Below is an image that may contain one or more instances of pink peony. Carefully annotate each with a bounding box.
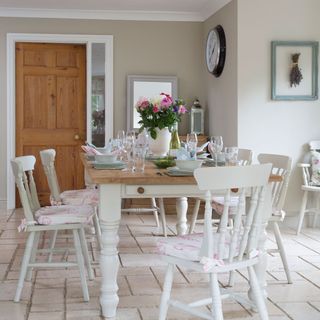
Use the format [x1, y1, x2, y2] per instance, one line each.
[153, 105, 160, 113]
[136, 97, 150, 110]
[160, 95, 173, 109]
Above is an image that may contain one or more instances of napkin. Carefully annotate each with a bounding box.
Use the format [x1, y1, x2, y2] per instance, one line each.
[81, 145, 102, 155]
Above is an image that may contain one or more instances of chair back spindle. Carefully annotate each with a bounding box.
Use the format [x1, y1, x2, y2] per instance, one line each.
[40, 149, 62, 203]
[257, 154, 292, 214]
[11, 156, 40, 222]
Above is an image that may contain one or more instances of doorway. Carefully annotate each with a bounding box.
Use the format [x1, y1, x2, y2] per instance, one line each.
[16, 42, 86, 205]
[7, 33, 114, 209]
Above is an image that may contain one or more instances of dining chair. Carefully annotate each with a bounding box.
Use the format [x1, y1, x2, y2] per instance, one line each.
[40, 149, 167, 237]
[157, 164, 272, 320]
[40, 149, 102, 250]
[257, 153, 292, 284]
[188, 148, 253, 234]
[296, 140, 320, 235]
[11, 156, 94, 302]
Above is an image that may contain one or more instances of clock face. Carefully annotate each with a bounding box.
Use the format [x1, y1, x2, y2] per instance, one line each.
[205, 25, 226, 77]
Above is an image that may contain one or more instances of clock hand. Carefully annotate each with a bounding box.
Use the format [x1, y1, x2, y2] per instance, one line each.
[209, 43, 216, 61]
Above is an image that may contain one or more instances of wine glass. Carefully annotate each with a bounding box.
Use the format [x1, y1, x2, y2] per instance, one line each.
[209, 136, 223, 166]
[186, 133, 198, 159]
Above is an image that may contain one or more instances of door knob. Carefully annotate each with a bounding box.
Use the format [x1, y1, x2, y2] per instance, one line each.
[74, 134, 80, 140]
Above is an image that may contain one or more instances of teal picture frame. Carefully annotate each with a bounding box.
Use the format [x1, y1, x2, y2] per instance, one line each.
[271, 41, 319, 101]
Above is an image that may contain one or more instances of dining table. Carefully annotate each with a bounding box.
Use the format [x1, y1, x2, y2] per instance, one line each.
[81, 154, 281, 318]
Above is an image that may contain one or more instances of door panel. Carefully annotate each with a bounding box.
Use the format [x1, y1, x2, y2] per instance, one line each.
[16, 42, 86, 206]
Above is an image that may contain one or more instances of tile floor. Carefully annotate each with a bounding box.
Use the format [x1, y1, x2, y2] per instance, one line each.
[0, 209, 320, 320]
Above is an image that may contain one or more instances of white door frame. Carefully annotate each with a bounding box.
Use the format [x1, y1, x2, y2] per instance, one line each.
[7, 33, 113, 209]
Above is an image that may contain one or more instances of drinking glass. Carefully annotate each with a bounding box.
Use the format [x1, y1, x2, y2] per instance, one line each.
[209, 136, 223, 166]
[186, 133, 198, 159]
[134, 146, 146, 173]
[225, 147, 239, 166]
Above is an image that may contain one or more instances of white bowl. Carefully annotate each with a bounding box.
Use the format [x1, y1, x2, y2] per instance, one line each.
[95, 154, 117, 164]
[175, 160, 203, 171]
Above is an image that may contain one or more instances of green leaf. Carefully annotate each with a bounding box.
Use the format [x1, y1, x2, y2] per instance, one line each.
[150, 128, 157, 139]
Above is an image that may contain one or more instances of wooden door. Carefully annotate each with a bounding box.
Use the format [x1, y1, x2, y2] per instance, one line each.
[16, 43, 86, 205]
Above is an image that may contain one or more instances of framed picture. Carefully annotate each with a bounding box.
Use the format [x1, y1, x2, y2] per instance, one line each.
[271, 41, 319, 100]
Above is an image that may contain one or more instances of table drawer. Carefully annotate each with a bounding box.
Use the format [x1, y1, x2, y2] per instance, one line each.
[122, 184, 203, 198]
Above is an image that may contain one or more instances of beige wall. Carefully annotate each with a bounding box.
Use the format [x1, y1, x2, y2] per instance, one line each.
[0, 18, 204, 206]
[203, 0, 238, 147]
[237, 0, 320, 215]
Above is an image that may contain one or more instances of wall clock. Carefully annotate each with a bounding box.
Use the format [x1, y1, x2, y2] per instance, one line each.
[205, 25, 226, 77]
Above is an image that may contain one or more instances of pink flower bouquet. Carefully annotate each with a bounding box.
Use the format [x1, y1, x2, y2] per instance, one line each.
[135, 93, 187, 139]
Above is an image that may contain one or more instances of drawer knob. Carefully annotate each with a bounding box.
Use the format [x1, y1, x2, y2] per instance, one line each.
[137, 187, 145, 194]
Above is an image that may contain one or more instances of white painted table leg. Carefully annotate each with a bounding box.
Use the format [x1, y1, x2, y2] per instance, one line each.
[99, 184, 121, 318]
[176, 197, 188, 235]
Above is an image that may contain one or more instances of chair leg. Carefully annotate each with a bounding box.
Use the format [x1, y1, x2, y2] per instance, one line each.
[159, 263, 174, 320]
[47, 230, 58, 262]
[92, 211, 102, 250]
[297, 191, 308, 235]
[248, 266, 269, 320]
[14, 231, 35, 302]
[189, 199, 201, 234]
[273, 221, 292, 284]
[79, 227, 94, 280]
[26, 231, 41, 281]
[158, 198, 167, 237]
[209, 273, 223, 320]
[73, 229, 89, 302]
[151, 198, 160, 228]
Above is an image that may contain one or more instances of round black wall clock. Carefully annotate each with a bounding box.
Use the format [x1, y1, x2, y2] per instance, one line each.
[205, 25, 226, 77]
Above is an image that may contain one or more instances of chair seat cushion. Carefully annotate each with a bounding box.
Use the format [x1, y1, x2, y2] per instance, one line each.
[60, 189, 99, 206]
[310, 151, 320, 186]
[157, 232, 234, 262]
[35, 205, 95, 225]
[211, 196, 240, 215]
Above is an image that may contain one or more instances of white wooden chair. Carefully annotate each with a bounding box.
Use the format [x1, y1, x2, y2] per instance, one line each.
[40, 149, 167, 237]
[157, 164, 272, 320]
[40, 149, 102, 249]
[257, 153, 292, 284]
[11, 156, 94, 302]
[296, 140, 320, 235]
[189, 148, 253, 234]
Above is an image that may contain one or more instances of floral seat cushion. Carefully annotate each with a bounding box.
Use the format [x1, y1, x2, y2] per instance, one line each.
[211, 196, 240, 215]
[157, 232, 235, 262]
[35, 205, 95, 225]
[59, 189, 99, 206]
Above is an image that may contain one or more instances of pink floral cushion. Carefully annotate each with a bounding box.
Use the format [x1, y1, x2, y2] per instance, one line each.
[211, 196, 240, 215]
[157, 232, 234, 262]
[35, 205, 95, 225]
[60, 189, 99, 206]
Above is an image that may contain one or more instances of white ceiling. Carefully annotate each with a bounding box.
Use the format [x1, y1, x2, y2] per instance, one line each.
[0, 0, 232, 21]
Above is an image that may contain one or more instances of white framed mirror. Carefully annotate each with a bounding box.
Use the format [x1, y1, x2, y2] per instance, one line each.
[127, 75, 178, 131]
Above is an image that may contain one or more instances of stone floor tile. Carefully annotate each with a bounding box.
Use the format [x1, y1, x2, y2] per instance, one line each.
[28, 312, 64, 320]
[66, 308, 101, 319]
[30, 303, 65, 313]
[120, 254, 166, 267]
[0, 301, 28, 320]
[277, 302, 320, 319]
[0, 281, 32, 301]
[126, 274, 161, 295]
[0, 264, 9, 280]
[32, 288, 64, 305]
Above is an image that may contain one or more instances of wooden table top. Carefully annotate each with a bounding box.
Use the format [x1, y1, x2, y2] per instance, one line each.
[81, 154, 282, 185]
